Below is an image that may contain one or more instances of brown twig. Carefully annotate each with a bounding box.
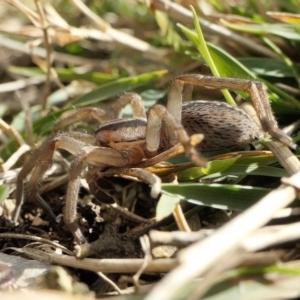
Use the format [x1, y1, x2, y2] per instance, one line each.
[23, 249, 178, 273]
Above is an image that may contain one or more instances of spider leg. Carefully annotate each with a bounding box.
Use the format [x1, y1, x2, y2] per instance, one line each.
[53, 93, 146, 133]
[65, 145, 131, 243]
[146, 104, 206, 166]
[255, 83, 293, 147]
[137, 134, 203, 169]
[102, 167, 162, 199]
[65, 132, 95, 144]
[15, 166, 57, 226]
[53, 107, 110, 133]
[111, 93, 147, 118]
[14, 135, 66, 224]
[182, 84, 193, 102]
[14, 134, 129, 243]
[65, 151, 86, 243]
[175, 74, 296, 149]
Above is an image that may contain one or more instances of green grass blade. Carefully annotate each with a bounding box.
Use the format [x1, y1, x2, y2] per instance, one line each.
[222, 20, 300, 40]
[9, 66, 116, 84]
[156, 193, 181, 221]
[178, 6, 236, 106]
[71, 70, 167, 107]
[161, 183, 270, 211]
[0, 186, 9, 205]
[203, 165, 287, 179]
[178, 155, 240, 181]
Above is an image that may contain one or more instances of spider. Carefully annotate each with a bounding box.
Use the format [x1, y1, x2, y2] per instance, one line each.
[13, 74, 295, 244]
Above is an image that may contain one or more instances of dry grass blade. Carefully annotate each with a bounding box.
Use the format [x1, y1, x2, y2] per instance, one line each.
[71, 0, 167, 59]
[0, 77, 44, 93]
[243, 222, 300, 252]
[97, 272, 124, 295]
[5, 0, 41, 27]
[1, 144, 30, 172]
[173, 203, 191, 232]
[132, 235, 152, 288]
[0, 119, 25, 147]
[0, 4, 111, 45]
[0, 35, 99, 65]
[267, 141, 300, 175]
[148, 0, 278, 58]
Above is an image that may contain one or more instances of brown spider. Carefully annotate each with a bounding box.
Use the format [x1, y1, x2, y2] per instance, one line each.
[13, 74, 295, 244]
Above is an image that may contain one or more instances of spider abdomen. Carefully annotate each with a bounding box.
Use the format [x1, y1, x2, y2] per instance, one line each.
[181, 100, 264, 152]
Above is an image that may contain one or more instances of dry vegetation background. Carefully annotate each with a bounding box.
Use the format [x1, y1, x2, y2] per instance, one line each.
[1, 0, 300, 299]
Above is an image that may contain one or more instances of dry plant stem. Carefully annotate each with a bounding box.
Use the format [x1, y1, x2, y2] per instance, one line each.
[70, 0, 109, 31]
[0, 119, 25, 147]
[0, 168, 20, 184]
[5, 1, 63, 90]
[5, 0, 39, 26]
[71, 0, 166, 59]
[133, 235, 152, 289]
[184, 250, 287, 298]
[0, 233, 73, 255]
[184, 248, 246, 300]
[187, 225, 300, 300]
[267, 141, 300, 175]
[243, 222, 300, 252]
[111, 203, 148, 223]
[0, 35, 101, 65]
[148, 0, 278, 58]
[0, 77, 44, 93]
[149, 230, 212, 247]
[150, 225, 300, 257]
[145, 171, 300, 300]
[34, 0, 52, 115]
[276, 83, 300, 96]
[105, 282, 156, 296]
[173, 204, 191, 232]
[23, 249, 177, 273]
[238, 250, 287, 267]
[97, 272, 124, 295]
[274, 207, 300, 218]
[2, 144, 30, 172]
[283, 119, 300, 136]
